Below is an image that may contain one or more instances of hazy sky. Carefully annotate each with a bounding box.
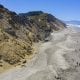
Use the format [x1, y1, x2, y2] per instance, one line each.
[0, 0, 80, 21]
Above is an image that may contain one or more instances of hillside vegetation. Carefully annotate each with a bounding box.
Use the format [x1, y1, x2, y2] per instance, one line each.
[0, 4, 66, 65]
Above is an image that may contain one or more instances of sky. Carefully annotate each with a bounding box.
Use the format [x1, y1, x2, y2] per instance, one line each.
[0, 0, 80, 21]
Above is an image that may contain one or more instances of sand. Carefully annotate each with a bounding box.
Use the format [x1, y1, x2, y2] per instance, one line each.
[0, 27, 80, 80]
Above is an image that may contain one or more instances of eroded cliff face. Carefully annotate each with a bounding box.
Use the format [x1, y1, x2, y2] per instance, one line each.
[0, 4, 66, 65]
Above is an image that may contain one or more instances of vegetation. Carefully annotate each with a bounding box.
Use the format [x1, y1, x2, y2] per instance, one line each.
[0, 4, 66, 65]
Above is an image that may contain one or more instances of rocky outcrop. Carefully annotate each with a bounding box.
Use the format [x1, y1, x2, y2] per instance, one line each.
[0, 4, 66, 65]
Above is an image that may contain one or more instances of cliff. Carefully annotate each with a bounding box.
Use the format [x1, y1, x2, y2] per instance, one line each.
[0, 4, 66, 65]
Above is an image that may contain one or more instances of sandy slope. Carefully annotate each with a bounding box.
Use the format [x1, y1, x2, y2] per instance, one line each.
[0, 27, 80, 80]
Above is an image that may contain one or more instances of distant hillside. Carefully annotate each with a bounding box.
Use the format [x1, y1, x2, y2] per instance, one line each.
[0, 4, 66, 66]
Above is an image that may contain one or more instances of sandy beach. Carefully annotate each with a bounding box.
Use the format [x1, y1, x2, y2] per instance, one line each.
[0, 27, 80, 80]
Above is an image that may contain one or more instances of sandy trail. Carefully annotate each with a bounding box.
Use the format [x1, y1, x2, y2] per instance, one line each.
[0, 27, 80, 80]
